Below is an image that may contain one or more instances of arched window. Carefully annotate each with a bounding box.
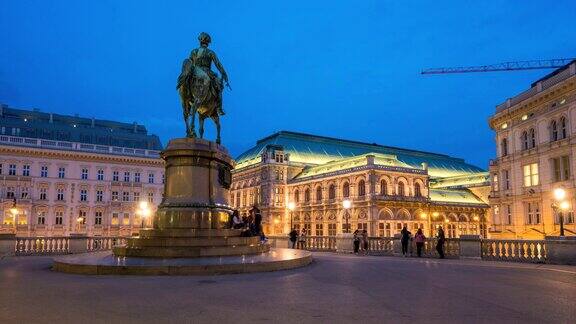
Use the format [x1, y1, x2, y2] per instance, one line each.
[560, 116, 567, 139]
[521, 131, 529, 150]
[342, 182, 350, 198]
[358, 180, 366, 196]
[529, 128, 536, 148]
[414, 183, 421, 197]
[328, 184, 336, 200]
[397, 181, 405, 196]
[500, 138, 508, 157]
[294, 190, 300, 203]
[380, 179, 387, 195]
[551, 120, 558, 141]
[316, 186, 322, 202]
[304, 188, 310, 202]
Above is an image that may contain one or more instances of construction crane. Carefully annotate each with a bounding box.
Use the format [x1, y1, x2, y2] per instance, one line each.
[421, 58, 575, 75]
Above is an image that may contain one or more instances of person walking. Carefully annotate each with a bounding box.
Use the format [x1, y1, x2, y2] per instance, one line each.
[436, 226, 446, 259]
[289, 228, 298, 249]
[414, 228, 426, 257]
[298, 228, 307, 249]
[352, 229, 360, 254]
[400, 225, 412, 257]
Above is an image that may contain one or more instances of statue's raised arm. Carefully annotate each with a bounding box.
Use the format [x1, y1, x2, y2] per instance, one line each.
[177, 32, 230, 144]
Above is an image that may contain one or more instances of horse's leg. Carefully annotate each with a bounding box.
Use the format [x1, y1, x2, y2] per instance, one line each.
[199, 115, 205, 139]
[182, 101, 191, 137]
[214, 115, 221, 144]
[189, 100, 198, 138]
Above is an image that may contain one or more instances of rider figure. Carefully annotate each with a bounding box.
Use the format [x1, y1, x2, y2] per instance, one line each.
[190, 32, 228, 116]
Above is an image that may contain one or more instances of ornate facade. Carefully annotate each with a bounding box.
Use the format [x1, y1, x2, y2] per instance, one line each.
[231, 131, 490, 238]
[489, 60, 576, 239]
[0, 105, 164, 237]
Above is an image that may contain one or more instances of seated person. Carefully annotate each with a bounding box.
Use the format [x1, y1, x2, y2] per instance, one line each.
[231, 211, 244, 229]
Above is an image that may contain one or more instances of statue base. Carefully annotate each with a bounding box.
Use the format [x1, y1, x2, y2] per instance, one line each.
[53, 138, 311, 274]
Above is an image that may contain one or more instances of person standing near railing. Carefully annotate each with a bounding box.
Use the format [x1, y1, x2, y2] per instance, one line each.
[361, 229, 369, 255]
[400, 226, 412, 257]
[436, 226, 446, 259]
[298, 228, 307, 249]
[289, 228, 298, 249]
[414, 228, 426, 257]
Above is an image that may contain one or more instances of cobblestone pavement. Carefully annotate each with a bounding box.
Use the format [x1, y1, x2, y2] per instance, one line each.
[1, 253, 575, 323]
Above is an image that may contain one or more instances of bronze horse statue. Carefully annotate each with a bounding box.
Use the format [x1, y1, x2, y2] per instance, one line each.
[177, 33, 229, 144]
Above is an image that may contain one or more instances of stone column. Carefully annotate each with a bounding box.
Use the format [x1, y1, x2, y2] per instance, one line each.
[0, 234, 16, 256]
[68, 234, 88, 254]
[336, 233, 354, 253]
[545, 236, 576, 265]
[459, 235, 481, 259]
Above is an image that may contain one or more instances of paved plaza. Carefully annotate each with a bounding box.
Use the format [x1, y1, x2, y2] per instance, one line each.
[1, 253, 575, 323]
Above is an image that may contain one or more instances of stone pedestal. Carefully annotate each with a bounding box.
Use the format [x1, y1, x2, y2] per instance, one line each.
[113, 138, 270, 258]
[545, 236, 576, 265]
[0, 234, 16, 256]
[459, 235, 481, 259]
[336, 233, 354, 253]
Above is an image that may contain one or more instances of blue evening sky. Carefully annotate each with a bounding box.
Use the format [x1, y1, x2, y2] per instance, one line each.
[1, 1, 575, 168]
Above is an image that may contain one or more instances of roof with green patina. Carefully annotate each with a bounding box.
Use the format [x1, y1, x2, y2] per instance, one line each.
[235, 131, 485, 178]
[430, 188, 488, 206]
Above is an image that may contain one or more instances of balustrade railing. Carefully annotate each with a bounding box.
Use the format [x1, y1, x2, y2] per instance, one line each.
[15, 237, 70, 255]
[303, 236, 336, 251]
[11, 236, 127, 255]
[87, 237, 127, 251]
[481, 239, 546, 263]
[367, 237, 394, 255]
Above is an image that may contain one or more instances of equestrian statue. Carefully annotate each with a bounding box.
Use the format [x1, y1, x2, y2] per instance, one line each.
[177, 32, 230, 143]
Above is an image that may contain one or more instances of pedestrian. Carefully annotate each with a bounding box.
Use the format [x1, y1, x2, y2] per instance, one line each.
[231, 210, 243, 229]
[436, 226, 446, 259]
[362, 229, 369, 254]
[400, 225, 411, 257]
[353, 229, 360, 254]
[289, 228, 298, 249]
[298, 228, 307, 249]
[414, 228, 426, 257]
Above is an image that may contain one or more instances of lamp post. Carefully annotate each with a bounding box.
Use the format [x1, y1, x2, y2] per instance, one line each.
[9, 198, 19, 233]
[552, 188, 569, 237]
[287, 201, 295, 231]
[343, 199, 351, 233]
[137, 201, 151, 230]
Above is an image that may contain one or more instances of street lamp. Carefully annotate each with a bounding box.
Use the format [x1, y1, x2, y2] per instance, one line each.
[137, 201, 151, 229]
[552, 188, 569, 237]
[287, 201, 296, 231]
[9, 198, 19, 232]
[343, 199, 351, 233]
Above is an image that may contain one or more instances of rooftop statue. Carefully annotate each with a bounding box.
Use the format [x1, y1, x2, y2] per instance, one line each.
[177, 32, 230, 143]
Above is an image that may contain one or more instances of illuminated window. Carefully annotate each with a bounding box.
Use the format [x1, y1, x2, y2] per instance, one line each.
[122, 212, 130, 225]
[492, 173, 499, 192]
[111, 213, 119, 225]
[523, 163, 539, 187]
